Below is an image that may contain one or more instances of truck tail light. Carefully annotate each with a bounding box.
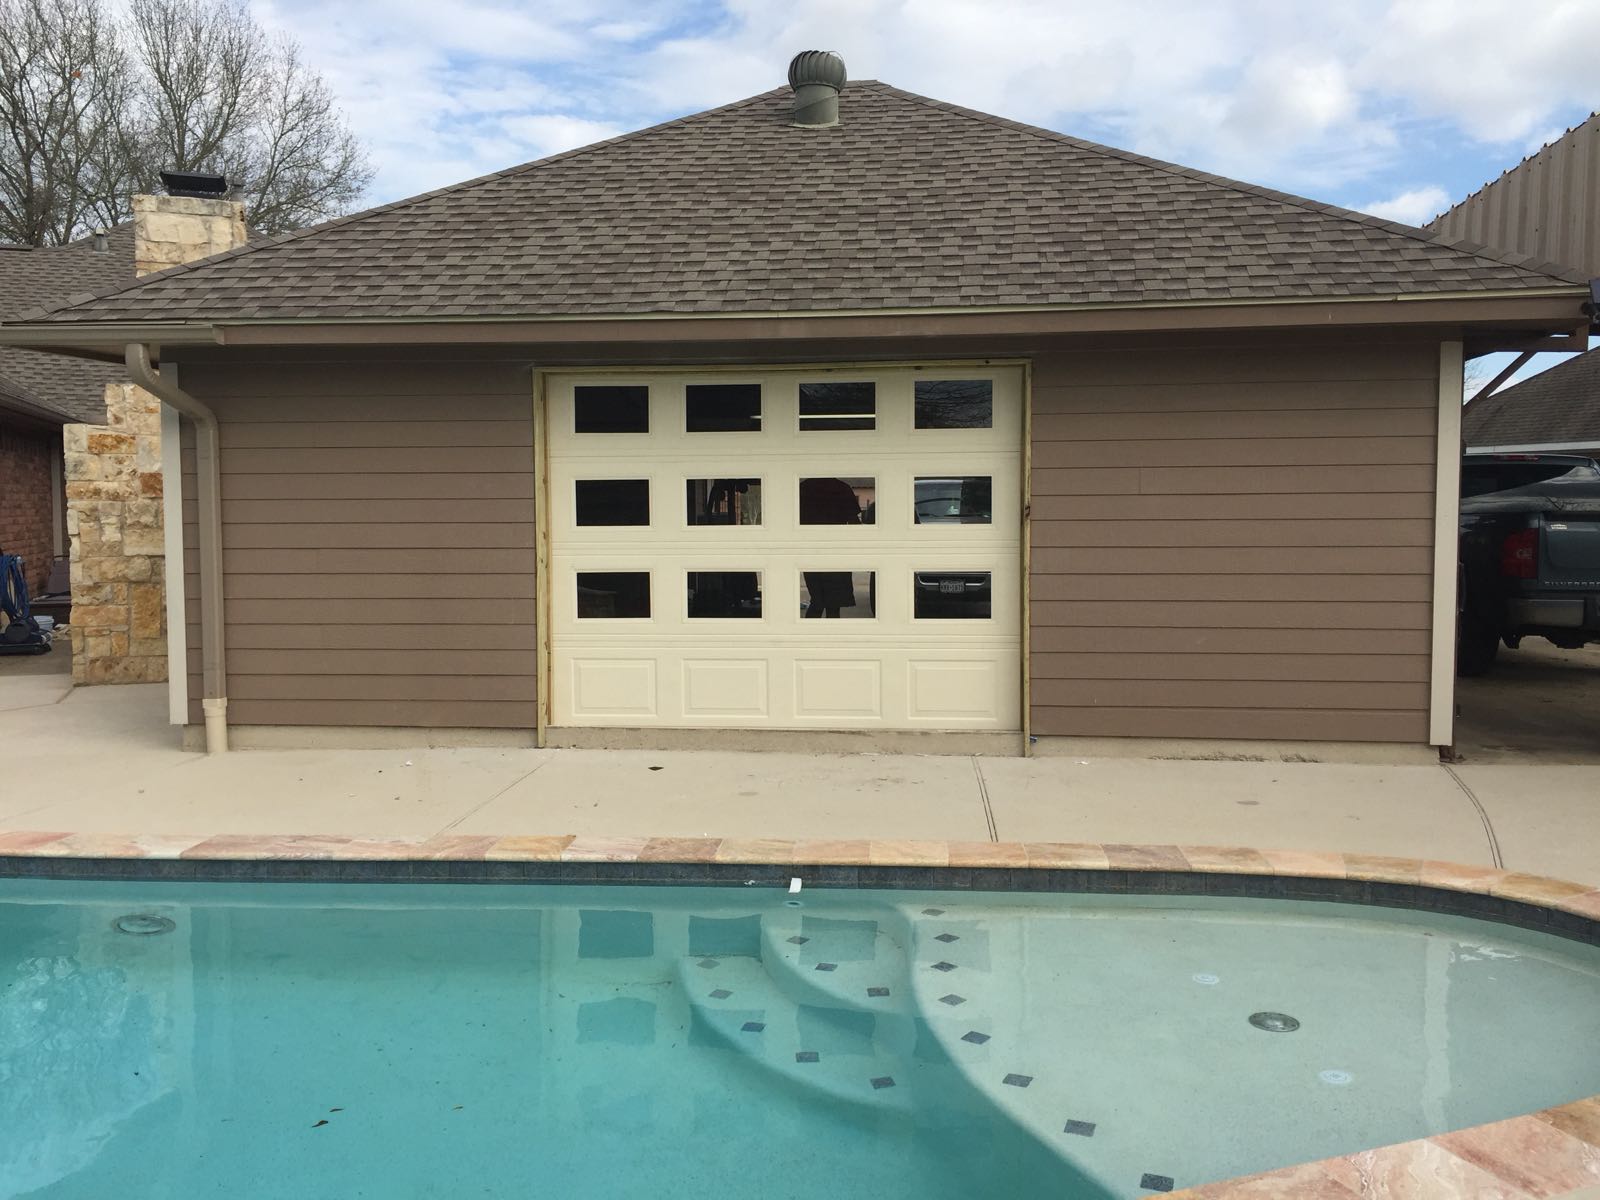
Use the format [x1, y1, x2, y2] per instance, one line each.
[1500, 528, 1537, 578]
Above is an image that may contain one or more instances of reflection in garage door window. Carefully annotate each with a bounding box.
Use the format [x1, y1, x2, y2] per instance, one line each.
[799, 381, 875, 431]
[687, 478, 762, 526]
[573, 385, 649, 433]
[576, 572, 651, 618]
[914, 379, 992, 429]
[687, 571, 762, 618]
[913, 571, 991, 619]
[686, 383, 762, 432]
[799, 476, 875, 525]
[800, 570, 875, 619]
[915, 476, 992, 524]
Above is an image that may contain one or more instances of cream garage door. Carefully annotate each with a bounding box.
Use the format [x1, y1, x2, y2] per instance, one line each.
[546, 366, 1022, 731]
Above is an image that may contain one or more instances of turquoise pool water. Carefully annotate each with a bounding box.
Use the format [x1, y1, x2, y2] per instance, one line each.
[3, 880, 1599, 1198]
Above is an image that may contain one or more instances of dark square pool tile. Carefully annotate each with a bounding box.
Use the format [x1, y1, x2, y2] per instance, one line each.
[870, 1076, 895, 1090]
[1063, 1120, 1096, 1137]
[938, 994, 965, 1006]
[922, 907, 946, 916]
[709, 989, 732, 1000]
[867, 986, 890, 997]
[795, 1051, 820, 1063]
[934, 933, 960, 943]
[740, 1021, 765, 1033]
[1139, 1174, 1174, 1193]
[786, 935, 810, 945]
[1002, 1073, 1032, 1088]
[961, 1031, 990, 1045]
[931, 961, 957, 972]
[814, 962, 838, 972]
[697, 958, 720, 969]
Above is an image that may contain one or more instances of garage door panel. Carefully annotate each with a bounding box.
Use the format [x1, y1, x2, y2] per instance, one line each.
[548, 366, 1023, 731]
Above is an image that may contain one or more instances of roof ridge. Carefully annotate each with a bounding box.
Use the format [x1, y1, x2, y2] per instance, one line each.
[11, 86, 793, 324]
[858, 82, 1591, 288]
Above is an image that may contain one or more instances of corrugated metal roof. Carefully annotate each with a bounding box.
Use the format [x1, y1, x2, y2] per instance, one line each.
[1430, 113, 1600, 280]
[5, 82, 1586, 329]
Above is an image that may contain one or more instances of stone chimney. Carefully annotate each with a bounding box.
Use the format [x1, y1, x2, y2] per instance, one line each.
[64, 173, 247, 686]
[131, 172, 247, 276]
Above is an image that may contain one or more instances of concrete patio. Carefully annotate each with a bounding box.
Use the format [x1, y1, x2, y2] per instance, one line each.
[3, 670, 1597, 887]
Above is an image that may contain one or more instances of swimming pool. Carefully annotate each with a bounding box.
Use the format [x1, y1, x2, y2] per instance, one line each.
[4, 879, 1599, 1198]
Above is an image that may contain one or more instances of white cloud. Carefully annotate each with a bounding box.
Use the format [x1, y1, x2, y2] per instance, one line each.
[1358, 185, 1453, 226]
[500, 114, 627, 159]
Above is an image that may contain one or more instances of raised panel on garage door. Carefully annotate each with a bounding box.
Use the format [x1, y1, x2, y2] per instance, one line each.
[546, 367, 1023, 731]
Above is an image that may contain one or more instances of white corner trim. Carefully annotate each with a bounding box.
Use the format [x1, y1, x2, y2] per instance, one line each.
[1430, 341, 1464, 748]
[160, 400, 188, 724]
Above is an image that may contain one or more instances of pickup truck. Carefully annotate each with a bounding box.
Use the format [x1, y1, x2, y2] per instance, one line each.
[1457, 455, 1600, 675]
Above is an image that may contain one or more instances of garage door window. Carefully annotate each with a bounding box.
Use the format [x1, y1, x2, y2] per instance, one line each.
[688, 571, 762, 618]
[687, 478, 762, 526]
[800, 476, 875, 525]
[915, 476, 992, 524]
[576, 479, 650, 526]
[799, 381, 875, 431]
[686, 383, 762, 432]
[577, 571, 651, 618]
[574, 385, 649, 433]
[914, 571, 992, 619]
[801, 570, 875, 618]
[915, 379, 992, 429]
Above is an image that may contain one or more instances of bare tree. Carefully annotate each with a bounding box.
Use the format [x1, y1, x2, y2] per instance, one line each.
[0, 0, 372, 243]
[0, 0, 127, 244]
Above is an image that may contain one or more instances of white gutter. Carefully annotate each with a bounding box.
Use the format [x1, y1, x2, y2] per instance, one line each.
[1466, 440, 1600, 454]
[125, 344, 228, 753]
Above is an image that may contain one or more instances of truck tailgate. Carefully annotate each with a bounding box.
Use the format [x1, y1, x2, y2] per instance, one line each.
[1544, 517, 1600, 582]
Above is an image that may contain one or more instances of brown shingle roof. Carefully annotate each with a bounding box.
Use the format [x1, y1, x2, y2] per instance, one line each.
[1463, 348, 1600, 449]
[7, 83, 1587, 328]
[0, 225, 134, 420]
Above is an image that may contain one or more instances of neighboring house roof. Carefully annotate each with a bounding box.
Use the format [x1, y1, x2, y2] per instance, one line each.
[1463, 348, 1600, 450]
[0, 224, 134, 421]
[8, 82, 1586, 329]
[1429, 112, 1600, 280]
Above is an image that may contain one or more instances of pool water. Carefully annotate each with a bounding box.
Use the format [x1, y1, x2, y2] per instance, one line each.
[3, 880, 1599, 1199]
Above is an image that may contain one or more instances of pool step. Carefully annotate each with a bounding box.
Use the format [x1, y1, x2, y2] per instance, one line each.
[757, 908, 914, 1035]
[677, 950, 933, 1114]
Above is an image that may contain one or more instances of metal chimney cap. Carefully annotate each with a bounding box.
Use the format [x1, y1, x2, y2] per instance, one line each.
[159, 169, 231, 198]
[788, 51, 846, 92]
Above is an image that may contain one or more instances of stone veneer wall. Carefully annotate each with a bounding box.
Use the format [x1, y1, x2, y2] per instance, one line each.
[64, 382, 166, 683]
[64, 193, 245, 684]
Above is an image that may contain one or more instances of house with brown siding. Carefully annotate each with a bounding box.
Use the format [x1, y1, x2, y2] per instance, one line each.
[0, 54, 1590, 755]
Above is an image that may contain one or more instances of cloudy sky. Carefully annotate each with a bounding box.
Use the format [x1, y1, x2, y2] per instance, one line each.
[250, 0, 1597, 381]
[252, 0, 1599, 222]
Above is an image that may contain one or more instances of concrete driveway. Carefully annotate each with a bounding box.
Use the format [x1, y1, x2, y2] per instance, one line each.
[1454, 639, 1600, 764]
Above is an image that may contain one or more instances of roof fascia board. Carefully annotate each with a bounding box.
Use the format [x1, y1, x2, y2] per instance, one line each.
[0, 323, 218, 348]
[1466, 440, 1600, 454]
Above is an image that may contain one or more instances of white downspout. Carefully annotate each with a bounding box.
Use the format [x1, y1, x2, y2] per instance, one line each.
[126, 344, 228, 753]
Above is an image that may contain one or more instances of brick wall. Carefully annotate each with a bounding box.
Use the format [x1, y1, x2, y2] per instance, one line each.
[0, 422, 59, 595]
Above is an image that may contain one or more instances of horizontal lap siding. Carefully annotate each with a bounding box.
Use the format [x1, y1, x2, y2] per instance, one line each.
[180, 359, 536, 728]
[1029, 341, 1438, 743]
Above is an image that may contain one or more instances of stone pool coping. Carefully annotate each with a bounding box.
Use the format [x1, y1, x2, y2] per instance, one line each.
[3, 829, 1599, 1198]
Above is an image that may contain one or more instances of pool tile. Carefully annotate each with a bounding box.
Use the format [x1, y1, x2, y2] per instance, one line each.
[1418, 859, 1502, 893]
[867, 987, 890, 997]
[869, 841, 949, 866]
[714, 838, 796, 864]
[791, 839, 873, 865]
[814, 962, 838, 972]
[961, 1031, 990, 1045]
[696, 958, 720, 969]
[786, 935, 810, 945]
[1490, 873, 1597, 906]
[1435, 1114, 1600, 1193]
[1104, 844, 1188, 871]
[1259, 849, 1347, 879]
[180, 835, 353, 860]
[638, 837, 723, 863]
[946, 841, 1028, 868]
[1180, 846, 1272, 874]
[561, 836, 649, 862]
[934, 933, 960, 943]
[708, 989, 731, 1000]
[1063, 1120, 1096, 1137]
[32, 833, 206, 859]
[485, 835, 576, 861]
[795, 1051, 819, 1063]
[740, 1021, 765, 1033]
[1003, 1073, 1032, 1088]
[1538, 1097, 1600, 1147]
[922, 907, 946, 916]
[1341, 854, 1423, 884]
[930, 961, 957, 972]
[938, 994, 965, 1006]
[413, 835, 500, 860]
[1139, 1174, 1173, 1192]
[1025, 842, 1110, 870]
[0, 831, 73, 854]
[870, 1077, 895, 1090]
